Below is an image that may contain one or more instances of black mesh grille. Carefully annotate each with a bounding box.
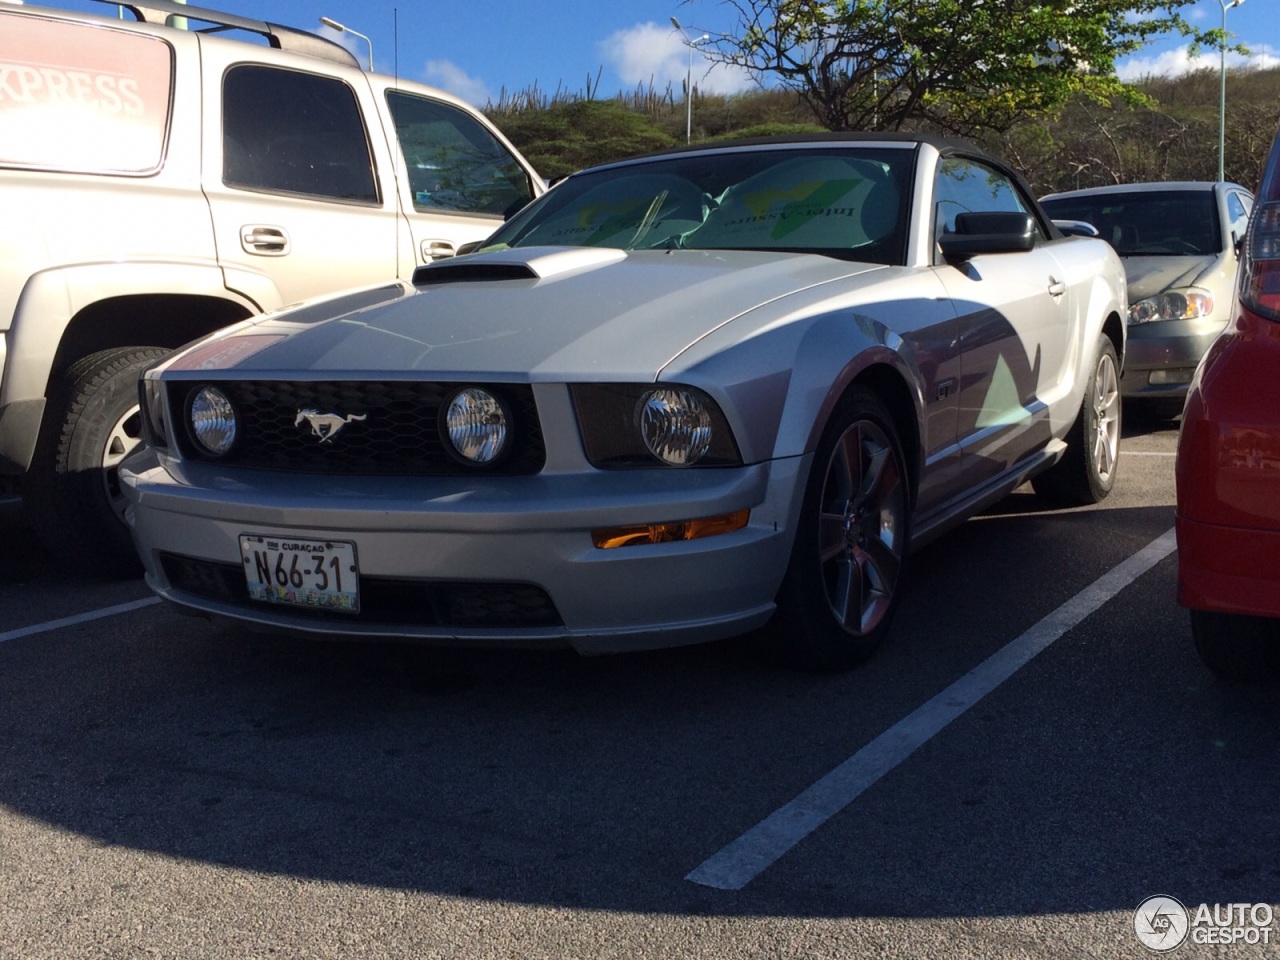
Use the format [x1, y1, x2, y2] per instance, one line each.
[171, 380, 544, 475]
[160, 553, 563, 629]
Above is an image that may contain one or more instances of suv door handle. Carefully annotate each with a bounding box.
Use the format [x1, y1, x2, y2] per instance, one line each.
[1047, 277, 1067, 297]
[241, 225, 290, 256]
[422, 239, 456, 262]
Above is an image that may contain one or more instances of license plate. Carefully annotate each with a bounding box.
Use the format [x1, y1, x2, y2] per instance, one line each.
[239, 534, 359, 613]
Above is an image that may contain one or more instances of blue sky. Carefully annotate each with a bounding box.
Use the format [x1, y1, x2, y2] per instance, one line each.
[35, 0, 1280, 106]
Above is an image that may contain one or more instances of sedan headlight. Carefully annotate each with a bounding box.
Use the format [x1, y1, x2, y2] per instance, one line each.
[442, 387, 509, 464]
[1129, 288, 1214, 324]
[187, 385, 237, 456]
[571, 383, 742, 468]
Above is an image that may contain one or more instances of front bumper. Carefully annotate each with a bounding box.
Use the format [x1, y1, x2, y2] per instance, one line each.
[1120, 317, 1228, 400]
[120, 449, 808, 654]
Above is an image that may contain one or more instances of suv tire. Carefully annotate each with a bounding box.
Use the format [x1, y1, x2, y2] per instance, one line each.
[23, 347, 169, 576]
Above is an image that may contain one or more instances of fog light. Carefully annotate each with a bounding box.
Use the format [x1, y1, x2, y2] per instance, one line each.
[444, 387, 508, 464]
[189, 385, 237, 456]
[1148, 368, 1195, 385]
[592, 509, 750, 549]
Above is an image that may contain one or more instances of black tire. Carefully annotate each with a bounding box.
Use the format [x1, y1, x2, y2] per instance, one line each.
[22, 346, 169, 577]
[1031, 333, 1120, 506]
[771, 387, 910, 671]
[1191, 610, 1280, 681]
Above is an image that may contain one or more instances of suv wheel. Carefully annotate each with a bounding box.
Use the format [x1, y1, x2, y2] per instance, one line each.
[23, 346, 169, 576]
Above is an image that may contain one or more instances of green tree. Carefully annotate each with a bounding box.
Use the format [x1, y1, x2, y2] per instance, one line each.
[702, 0, 1231, 137]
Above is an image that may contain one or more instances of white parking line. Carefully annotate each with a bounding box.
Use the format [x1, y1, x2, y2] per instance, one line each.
[0, 597, 161, 646]
[686, 526, 1178, 891]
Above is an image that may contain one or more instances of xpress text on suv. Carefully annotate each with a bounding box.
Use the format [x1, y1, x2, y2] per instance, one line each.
[0, 0, 543, 572]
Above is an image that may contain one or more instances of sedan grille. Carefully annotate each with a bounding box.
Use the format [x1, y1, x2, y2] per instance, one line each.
[169, 380, 544, 475]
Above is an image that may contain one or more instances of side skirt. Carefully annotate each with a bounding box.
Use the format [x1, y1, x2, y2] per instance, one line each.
[909, 439, 1067, 552]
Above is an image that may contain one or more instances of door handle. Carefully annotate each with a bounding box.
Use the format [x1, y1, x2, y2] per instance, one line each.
[240, 225, 290, 256]
[1047, 277, 1067, 297]
[422, 239, 456, 262]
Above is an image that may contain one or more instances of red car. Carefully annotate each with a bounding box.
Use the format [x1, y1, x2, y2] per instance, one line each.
[1176, 130, 1280, 678]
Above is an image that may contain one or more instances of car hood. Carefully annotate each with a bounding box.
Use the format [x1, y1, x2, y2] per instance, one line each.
[1122, 254, 1220, 300]
[177, 247, 886, 380]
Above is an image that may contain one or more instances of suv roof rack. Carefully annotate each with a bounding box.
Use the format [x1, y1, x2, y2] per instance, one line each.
[88, 0, 360, 68]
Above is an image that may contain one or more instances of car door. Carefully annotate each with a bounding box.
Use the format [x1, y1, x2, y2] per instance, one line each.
[929, 156, 1072, 490]
[379, 86, 540, 264]
[201, 53, 403, 312]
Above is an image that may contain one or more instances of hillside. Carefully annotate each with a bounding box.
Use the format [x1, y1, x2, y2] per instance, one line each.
[487, 67, 1280, 193]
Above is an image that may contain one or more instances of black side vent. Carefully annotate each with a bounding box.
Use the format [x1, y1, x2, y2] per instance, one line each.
[412, 262, 538, 286]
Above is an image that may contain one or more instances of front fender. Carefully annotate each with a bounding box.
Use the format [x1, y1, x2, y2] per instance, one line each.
[660, 275, 950, 467]
[2, 260, 262, 407]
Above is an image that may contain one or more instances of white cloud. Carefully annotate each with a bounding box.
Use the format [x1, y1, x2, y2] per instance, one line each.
[1116, 43, 1280, 80]
[598, 22, 755, 96]
[422, 60, 493, 107]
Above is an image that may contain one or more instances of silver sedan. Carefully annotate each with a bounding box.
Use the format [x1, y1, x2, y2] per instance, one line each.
[122, 135, 1127, 670]
[1041, 181, 1254, 415]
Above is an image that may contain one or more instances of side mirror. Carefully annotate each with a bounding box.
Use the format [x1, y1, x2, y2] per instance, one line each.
[1052, 218, 1101, 239]
[939, 212, 1036, 261]
[456, 241, 483, 257]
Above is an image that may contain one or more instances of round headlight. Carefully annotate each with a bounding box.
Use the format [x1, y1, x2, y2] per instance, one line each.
[189, 385, 237, 456]
[636, 388, 713, 465]
[444, 388, 508, 464]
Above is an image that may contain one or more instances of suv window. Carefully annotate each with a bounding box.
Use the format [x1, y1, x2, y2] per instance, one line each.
[222, 65, 378, 203]
[386, 90, 534, 218]
[934, 157, 1044, 243]
[0, 12, 171, 173]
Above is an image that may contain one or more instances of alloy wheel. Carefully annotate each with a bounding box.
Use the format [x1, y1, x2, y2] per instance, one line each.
[1091, 350, 1120, 486]
[816, 419, 906, 635]
[100, 403, 145, 525]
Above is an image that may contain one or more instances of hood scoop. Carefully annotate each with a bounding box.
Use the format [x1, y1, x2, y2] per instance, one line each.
[413, 246, 628, 287]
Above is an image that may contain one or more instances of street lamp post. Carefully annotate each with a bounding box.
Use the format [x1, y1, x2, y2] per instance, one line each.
[1217, 0, 1245, 183]
[319, 16, 373, 72]
[670, 17, 709, 144]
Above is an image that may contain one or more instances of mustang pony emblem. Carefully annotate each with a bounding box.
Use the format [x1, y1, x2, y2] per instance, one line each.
[295, 408, 367, 443]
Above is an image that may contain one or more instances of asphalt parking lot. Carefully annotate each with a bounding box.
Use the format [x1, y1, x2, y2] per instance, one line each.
[1, 408, 1277, 960]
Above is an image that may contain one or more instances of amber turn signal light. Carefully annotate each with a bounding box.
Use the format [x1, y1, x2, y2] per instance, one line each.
[592, 509, 750, 549]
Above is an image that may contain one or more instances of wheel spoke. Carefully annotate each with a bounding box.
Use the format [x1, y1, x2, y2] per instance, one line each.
[827, 555, 866, 631]
[859, 531, 902, 598]
[102, 409, 143, 471]
[824, 423, 863, 509]
[818, 512, 849, 563]
[857, 441, 901, 516]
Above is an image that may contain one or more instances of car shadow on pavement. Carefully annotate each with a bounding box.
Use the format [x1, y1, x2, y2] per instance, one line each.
[0, 501, 1276, 923]
[0, 495, 57, 582]
[1122, 400, 1183, 438]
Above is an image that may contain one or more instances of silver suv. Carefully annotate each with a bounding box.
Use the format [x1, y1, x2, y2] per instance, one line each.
[0, 0, 543, 573]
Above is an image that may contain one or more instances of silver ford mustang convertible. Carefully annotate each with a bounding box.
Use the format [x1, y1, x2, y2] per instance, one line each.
[121, 135, 1127, 670]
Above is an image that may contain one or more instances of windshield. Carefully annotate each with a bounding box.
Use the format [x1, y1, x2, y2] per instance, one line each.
[482, 146, 913, 265]
[1041, 190, 1222, 257]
